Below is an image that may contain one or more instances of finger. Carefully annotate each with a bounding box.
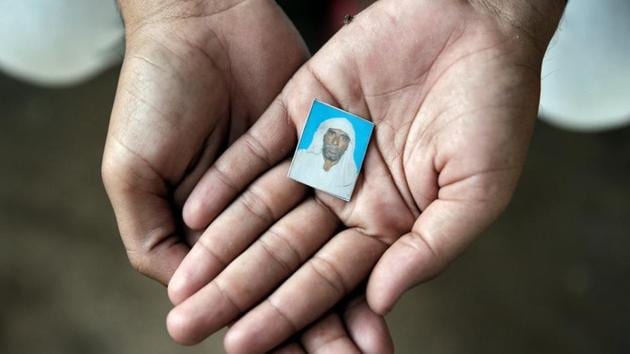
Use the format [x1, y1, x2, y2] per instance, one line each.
[102, 141, 190, 285]
[173, 117, 229, 210]
[182, 99, 298, 230]
[102, 44, 230, 284]
[367, 195, 508, 314]
[274, 297, 391, 354]
[301, 313, 360, 354]
[167, 198, 339, 344]
[342, 297, 393, 354]
[172, 122, 229, 247]
[182, 78, 328, 231]
[223, 228, 388, 353]
[275, 297, 393, 354]
[270, 342, 306, 354]
[169, 161, 307, 304]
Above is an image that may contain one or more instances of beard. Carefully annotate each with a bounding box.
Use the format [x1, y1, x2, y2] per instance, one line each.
[323, 143, 346, 162]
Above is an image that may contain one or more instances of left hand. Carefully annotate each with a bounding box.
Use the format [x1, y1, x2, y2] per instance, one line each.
[102, 0, 307, 284]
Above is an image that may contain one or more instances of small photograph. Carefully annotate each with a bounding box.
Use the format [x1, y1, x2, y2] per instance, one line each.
[288, 99, 374, 201]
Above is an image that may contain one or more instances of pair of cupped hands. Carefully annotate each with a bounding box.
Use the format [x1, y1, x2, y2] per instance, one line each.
[102, 0, 564, 352]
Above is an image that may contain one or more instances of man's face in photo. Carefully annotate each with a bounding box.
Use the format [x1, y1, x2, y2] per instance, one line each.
[322, 128, 350, 162]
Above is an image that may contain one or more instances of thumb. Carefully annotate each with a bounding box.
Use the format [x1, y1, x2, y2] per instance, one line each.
[366, 196, 508, 314]
[102, 139, 190, 286]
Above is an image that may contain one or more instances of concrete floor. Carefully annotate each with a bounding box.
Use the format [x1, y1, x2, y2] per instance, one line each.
[1, 42, 629, 354]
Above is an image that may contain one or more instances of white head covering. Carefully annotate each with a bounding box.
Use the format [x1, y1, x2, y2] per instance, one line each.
[304, 117, 357, 187]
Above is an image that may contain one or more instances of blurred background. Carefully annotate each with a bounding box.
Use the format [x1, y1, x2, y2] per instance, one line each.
[1, 0, 629, 353]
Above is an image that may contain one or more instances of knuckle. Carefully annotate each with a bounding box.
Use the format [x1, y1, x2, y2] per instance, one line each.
[267, 299, 299, 332]
[398, 231, 445, 278]
[242, 131, 274, 168]
[267, 228, 303, 267]
[100, 152, 124, 192]
[126, 248, 151, 277]
[101, 145, 142, 196]
[213, 280, 245, 312]
[257, 235, 297, 274]
[239, 187, 276, 223]
[211, 162, 240, 193]
[403, 231, 439, 259]
[309, 256, 348, 296]
[195, 237, 228, 268]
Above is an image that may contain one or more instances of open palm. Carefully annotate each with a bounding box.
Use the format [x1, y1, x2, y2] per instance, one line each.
[101, 2, 396, 351]
[167, 0, 558, 352]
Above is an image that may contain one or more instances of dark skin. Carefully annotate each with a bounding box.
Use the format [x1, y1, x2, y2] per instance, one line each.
[322, 128, 351, 171]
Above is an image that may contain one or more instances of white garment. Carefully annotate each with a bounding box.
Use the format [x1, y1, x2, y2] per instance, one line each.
[0, 0, 124, 86]
[289, 118, 359, 201]
[540, 0, 630, 131]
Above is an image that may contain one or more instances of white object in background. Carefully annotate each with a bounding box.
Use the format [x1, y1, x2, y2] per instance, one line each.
[0, 0, 124, 87]
[540, 0, 630, 131]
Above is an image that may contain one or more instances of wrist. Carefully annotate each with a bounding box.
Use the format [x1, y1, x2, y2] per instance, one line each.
[468, 0, 567, 53]
[117, 0, 248, 34]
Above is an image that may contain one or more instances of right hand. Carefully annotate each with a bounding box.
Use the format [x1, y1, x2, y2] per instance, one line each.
[274, 296, 393, 354]
[101, 0, 308, 285]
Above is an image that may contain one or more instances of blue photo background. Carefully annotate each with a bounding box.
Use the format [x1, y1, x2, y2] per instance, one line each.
[297, 99, 374, 170]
